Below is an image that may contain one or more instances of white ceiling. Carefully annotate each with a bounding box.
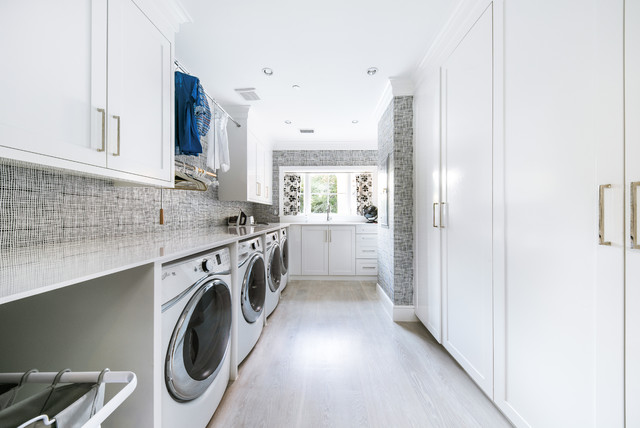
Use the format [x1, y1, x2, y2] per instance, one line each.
[175, 0, 461, 149]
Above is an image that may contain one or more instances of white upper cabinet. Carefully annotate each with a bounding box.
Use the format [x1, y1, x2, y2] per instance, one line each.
[218, 105, 272, 205]
[0, 0, 174, 186]
[106, 0, 172, 181]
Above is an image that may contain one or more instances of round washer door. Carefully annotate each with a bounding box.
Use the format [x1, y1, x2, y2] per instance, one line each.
[268, 244, 282, 292]
[281, 237, 289, 274]
[165, 278, 232, 402]
[242, 254, 266, 323]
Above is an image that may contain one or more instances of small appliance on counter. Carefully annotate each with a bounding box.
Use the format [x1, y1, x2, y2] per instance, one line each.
[228, 210, 248, 227]
[363, 205, 378, 223]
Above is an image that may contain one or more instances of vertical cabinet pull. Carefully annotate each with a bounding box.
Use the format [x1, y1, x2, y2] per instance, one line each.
[112, 115, 121, 156]
[433, 203, 439, 228]
[256, 182, 261, 196]
[439, 202, 445, 228]
[598, 184, 612, 246]
[97, 108, 106, 152]
[631, 182, 640, 249]
[329, 230, 332, 242]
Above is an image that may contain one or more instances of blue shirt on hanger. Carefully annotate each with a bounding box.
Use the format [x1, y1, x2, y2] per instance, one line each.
[175, 71, 203, 155]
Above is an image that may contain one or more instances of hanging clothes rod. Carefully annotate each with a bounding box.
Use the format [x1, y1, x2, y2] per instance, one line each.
[175, 160, 217, 179]
[174, 59, 241, 128]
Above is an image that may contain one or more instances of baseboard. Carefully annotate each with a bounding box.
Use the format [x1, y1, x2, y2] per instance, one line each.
[376, 283, 419, 322]
[290, 275, 377, 281]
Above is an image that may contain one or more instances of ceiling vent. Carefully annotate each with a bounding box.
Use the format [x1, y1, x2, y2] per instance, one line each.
[299, 129, 315, 134]
[234, 88, 260, 101]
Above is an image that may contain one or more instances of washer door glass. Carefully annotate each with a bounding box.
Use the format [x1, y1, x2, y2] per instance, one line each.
[268, 245, 282, 292]
[242, 254, 266, 323]
[166, 278, 232, 402]
[281, 237, 289, 274]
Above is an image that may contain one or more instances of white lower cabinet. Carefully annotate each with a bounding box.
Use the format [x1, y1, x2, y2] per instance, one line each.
[288, 225, 302, 276]
[299, 225, 357, 276]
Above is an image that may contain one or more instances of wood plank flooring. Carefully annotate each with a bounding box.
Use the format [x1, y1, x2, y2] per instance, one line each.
[208, 280, 511, 428]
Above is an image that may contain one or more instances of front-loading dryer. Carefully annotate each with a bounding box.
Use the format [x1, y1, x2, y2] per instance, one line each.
[280, 227, 289, 290]
[237, 237, 266, 364]
[161, 246, 232, 427]
[264, 231, 282, 318]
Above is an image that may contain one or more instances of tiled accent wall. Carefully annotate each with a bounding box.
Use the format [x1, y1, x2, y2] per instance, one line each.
[257, 149, 378, 222]
[378, 102, 395, 301]
[377, 96, 414, 306]
[0, 142, 260, 249]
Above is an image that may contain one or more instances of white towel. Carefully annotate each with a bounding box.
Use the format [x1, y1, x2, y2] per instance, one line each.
[207, 110, 230, 172]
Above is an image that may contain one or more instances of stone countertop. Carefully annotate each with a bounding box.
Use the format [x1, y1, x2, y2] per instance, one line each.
[0, 223, 288, 305]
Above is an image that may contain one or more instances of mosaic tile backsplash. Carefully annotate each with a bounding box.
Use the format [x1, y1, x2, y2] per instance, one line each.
[378, 96, 414, 306]
[0, 155, 259, 249]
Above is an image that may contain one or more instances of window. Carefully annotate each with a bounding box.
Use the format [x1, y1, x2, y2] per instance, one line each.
[281, 167, 376, 219]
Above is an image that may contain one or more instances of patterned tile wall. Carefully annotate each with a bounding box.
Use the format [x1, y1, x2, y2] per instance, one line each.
[377, 96, 414, 306]
[377, 101, 395, 302]
[392, 96, 414, 306]
[0, 135, 261, 249]
[256, 149, 379, 222]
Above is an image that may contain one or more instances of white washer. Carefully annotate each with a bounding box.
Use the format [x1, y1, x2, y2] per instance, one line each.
[237, 237, 266, 364]
[264, 231, 282, 317]
[280, 227, 289, 290]
[161, 247, 232, 427]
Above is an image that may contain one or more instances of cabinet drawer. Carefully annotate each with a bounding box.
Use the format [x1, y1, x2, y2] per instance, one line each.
[356, 224, 378, 234]
[356, 246, 377, 258]
[356, 234, 377, 246]
[356, 259, 378, 276]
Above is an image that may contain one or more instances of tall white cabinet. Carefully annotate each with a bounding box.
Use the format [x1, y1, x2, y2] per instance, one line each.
[0, 0, 174, 186]
[413, 0, 632, 426]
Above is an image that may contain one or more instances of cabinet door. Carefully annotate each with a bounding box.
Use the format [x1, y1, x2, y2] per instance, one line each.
[107, 0, 172, 182]
[255, 139, 265, 200]
[301, 226, 328, 275]
[414, 67, 443, 343]
[289, 225, 302, 276]
[441, 5, 493, 396]
[264, 146, 273, 204]
[328, 226, 355, 275]
[627, 0, 640, 425]
[0, 0, 107, 167]
[247, 132, 258, 200]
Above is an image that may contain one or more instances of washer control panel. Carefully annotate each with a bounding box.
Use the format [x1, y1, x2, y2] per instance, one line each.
[196, 248, 230, 273]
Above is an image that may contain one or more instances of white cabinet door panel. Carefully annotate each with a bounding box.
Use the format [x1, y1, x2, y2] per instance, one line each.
[289, 225, 302, 276]
[107, 0, 172, 181]
[328, 226, 355, 275]
[0, 0, 107, 167]
[414, 67, 443, 343]
[301, 226, 328, 275]
[442, 4, 493, 397]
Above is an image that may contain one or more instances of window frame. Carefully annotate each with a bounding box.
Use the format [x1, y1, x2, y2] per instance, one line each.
[279, 165, 378, 222]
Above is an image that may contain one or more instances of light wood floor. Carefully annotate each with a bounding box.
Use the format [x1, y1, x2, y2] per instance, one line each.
[208, 280, 511, 428]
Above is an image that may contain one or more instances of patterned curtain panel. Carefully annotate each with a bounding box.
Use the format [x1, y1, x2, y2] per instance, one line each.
[283, 174, 302, 215]
[355, 173, 373, 215]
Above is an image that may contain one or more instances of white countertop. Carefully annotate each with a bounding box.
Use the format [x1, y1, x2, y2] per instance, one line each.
[286, 221, 378, 226]
[0, 223, 288, 305]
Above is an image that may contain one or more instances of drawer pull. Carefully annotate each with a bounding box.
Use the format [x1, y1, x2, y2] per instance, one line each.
[362, 266, 376, 269]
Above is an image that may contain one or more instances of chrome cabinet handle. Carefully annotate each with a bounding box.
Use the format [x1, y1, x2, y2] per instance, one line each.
[256, 182, 261, 196]
[598, 184, 612, 246]
[439, 202, 445, 228]
[329, 230, 332, 242]
[433, 202, 439, 228]
[362, 266, 376, 270]
[97, 108, 106, 152]
[632, 182, 640, 249]
[112, 115, 121, 156]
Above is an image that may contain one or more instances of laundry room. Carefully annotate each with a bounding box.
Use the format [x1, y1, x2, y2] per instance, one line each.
[0, 0, 638, 427]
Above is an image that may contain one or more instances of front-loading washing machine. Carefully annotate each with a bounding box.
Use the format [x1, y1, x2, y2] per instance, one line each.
[280, 227, 289, 290]
[237, 236, 266, 364]
[264, 231, 282, 318]
[161, 246, 232, 427]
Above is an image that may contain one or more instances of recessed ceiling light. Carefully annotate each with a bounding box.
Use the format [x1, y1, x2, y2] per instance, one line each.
[292, 84, 301, 90]
[262, 67, 274, 76]
[352, 120, 359, 124]
[367, 67, 378, 76]
[284, 120, 292, 125]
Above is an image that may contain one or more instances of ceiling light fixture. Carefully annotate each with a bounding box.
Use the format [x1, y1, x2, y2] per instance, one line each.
[367, 67, 378, 76]
[352, 120, 359, 124]
[292, 84, 301, 90]
[284, 120, 292, 125]
[262, 67, 274, 76]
